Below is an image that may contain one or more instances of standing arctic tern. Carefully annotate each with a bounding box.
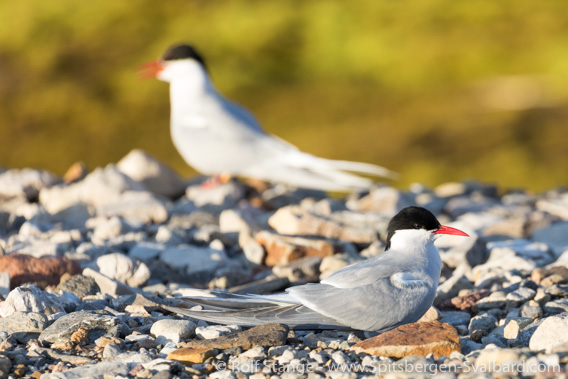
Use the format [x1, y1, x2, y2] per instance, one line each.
[142, 44, 397, 191]
[164, 207, 468, 332]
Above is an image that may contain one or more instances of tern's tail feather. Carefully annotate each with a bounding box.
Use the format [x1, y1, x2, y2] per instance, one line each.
[163, 293, 350, 330]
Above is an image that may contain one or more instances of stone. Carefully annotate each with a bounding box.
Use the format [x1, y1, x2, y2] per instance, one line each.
[82, 268, 134, 296]
[178, 323, 288, 351]
[319, 253, 363, 280]
[439, 290, 491, 311]
[255, 231, 348, 267]
[196, 325, 241, 340]
[160, 245, 228, 279]
[242, 240, 265, 266]
[474, 348, 523, 373]
[503, 318, 533, 340]
[532, 222, 568, 256]
[474, 291, 508, 311]
[434, 273, 473, 305]
[40, 361, 129, 379]
[441, 235, 489, 269]
[468, 313, 498, 335]
[96, 191, 169, 224]
[505, 287, 536, 308]
[346, 186, 415, 215]
[439, 311, 471, 327]
[0, 311, 48, 342]
[117, 149, 186, 198]
[268, 206, 377, 243]
[185, 180, 245, 209]
[39, 311, 122, 345]
[167, 347, 215, 365]
[530, 313, 568, 352]
[0, 285, 65, 317]
[531, 266, 568, 285]
[63, 161, 88, 183]
[55, 275, 100, 299]
[350, 321, 460, 359]
[129, 242, 165, 261]
[418, 306, 440, 323]
[39, 164, 146, 214]
[150, 319, 196, 345]
[0, 272, 10, 298]
[520, 300, 543, 319]
[272, 256, 322, 283]
[0, 168, 59, 200]
[95, 253, 150, 288]
[0, 254, 81, 289]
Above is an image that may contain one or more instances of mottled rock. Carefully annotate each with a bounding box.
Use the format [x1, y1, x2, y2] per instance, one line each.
[178, 323, 288, 351]
[439, 290, 491, 311]
[0, 254, 81, 289]
[56, 275, 100, 299]
[469, 313, 498, 336]
[39, 311, 122, 345]
[117, 149, 186, 198]
[350, 321, 460, 359]
[529, 312, 568, 352]
[0, 285, 65, 317]
[96, 253, 150, 288]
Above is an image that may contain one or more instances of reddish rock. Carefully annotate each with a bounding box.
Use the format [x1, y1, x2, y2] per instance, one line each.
[350, 321, 461, 359]
[0, 254, 81, 289]
[167, 347, 214, 365]
[438, 290, 491, 311]
[531, 266, 568, 285]
[63, 162, 89, 184]
[255, 231, 346, 267]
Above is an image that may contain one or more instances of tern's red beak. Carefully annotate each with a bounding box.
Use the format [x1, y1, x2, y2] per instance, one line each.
[139, 61, 164, 79]
[434, 225, 469, 237]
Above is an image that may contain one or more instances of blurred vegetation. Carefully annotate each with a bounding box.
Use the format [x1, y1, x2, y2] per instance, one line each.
[1, 0, 568, 192]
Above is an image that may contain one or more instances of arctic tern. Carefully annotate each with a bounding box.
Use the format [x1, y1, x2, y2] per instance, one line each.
[142, 43, 397, 192]
[164, 206, 469, 332]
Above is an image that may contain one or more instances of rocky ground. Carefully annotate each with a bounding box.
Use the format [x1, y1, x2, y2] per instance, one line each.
[0, 149, 567, 378]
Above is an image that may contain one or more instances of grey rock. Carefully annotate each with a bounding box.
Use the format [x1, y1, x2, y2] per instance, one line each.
[532, 222, 568, 257]
[0, 272, 10, 298]
[39, 310, 122, 345]
[103, 342, 123, 359]
[440, 311, 472, 327]
[117, 149, 186, 198]
[530, 312, 568, 352]
[444, 196, 500, 218]
[196, 325, 241, 340]
[543, 299, 568, 315]
[346, 186, 416, 216]
[520, 300, 543, 319]
[83, 268, 134, 296]
[481, 335, 507, 348]
[129, 242, 165, 261]
[56, 275, 100, 299]
[474, 291, 508, 310]
[160, 245, 228, 278]
[272, 256, 322, 283]
[40, 361, 129, 379]
[469, 313, 498, 335]
[0, 285, 65, 317]
[506, 287, 536, 308]
[96, 191, 169, 224]
[0, 311, 48, 342]
[96, 252, 150, 288]
[150, 319, 196, 345]
[441, 235, 489, 269]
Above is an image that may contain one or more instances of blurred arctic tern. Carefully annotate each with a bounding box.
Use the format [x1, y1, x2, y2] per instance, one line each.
[142, 43, 397, 192]
[164, 207, 469, 332]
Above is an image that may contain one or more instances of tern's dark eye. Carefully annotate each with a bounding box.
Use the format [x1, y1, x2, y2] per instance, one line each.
[413, 223, 422, 229]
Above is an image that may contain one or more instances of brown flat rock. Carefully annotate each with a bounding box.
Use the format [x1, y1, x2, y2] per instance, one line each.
[351, 321, 460, 359]
[439, 290, 491, 311]
[167, 347, 214, 365]
[178, 323, 288, 351]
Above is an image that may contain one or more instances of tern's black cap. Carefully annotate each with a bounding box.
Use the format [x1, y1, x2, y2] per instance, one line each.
[385, 206, 441, 250]
[162, 44, 207, 69]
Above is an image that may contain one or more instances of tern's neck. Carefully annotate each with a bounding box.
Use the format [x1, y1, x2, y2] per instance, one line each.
[169, 68, 217, 111]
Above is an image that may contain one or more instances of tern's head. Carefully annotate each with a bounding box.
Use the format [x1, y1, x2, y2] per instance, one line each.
[385, 206, 468, 250]
[141, 43, 207, 83]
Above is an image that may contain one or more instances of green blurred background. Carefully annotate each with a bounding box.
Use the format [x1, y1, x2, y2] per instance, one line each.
[1, 0, 568, 192]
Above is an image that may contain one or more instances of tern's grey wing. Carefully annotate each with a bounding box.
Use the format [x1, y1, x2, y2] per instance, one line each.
[288, 277, 433, 331]
[321, 250, 419, 289]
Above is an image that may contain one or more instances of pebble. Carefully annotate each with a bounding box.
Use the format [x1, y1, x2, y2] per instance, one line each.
[0, 154, 567, 376]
